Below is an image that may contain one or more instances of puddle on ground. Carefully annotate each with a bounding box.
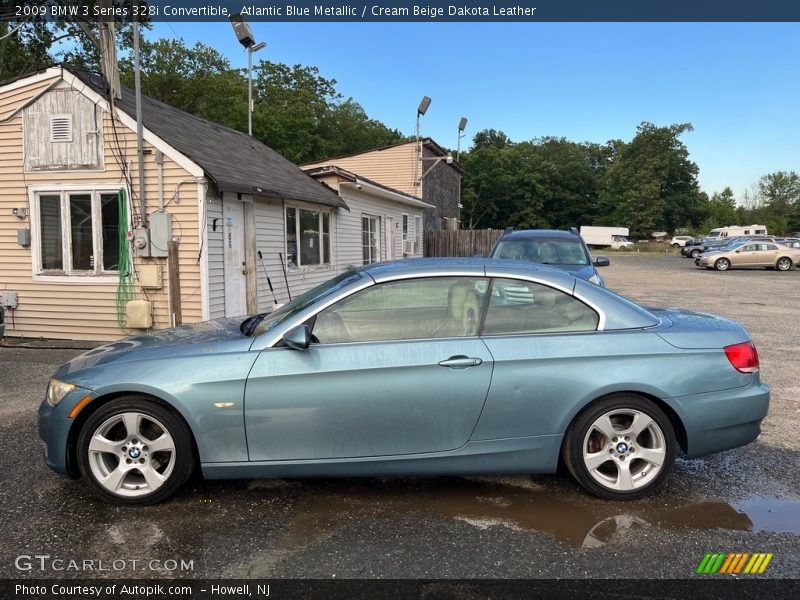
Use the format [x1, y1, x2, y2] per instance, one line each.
[225, 478, 800, 576]
[732, 496, 800, 534]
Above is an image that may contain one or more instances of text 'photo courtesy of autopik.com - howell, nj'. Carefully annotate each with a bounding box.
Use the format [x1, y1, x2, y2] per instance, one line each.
[1, 1, 800, 599]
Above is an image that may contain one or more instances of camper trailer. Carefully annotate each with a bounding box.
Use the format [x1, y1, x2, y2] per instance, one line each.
[708, 225, 768, 238]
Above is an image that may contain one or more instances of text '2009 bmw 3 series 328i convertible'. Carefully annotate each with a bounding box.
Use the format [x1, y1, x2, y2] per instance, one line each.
[38, 258, 769, 505]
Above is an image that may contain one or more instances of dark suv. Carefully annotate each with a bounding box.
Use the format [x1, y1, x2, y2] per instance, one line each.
[489, 228, 610, 286]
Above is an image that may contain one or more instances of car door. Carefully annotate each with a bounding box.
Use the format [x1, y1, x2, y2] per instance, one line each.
[472, 277, 606, 441]
[753, 243, 779, 266]
[734, 244, 760, 266]
[244, 276, 494, 461]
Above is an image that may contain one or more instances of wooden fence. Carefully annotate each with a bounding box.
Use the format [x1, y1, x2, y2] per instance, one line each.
[424, 229, 505, 258]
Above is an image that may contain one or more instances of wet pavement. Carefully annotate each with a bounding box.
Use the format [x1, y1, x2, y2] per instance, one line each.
[1, 253, 798, 579]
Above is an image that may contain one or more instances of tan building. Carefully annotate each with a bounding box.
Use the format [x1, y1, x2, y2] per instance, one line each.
[0, 66, 428, 342]
[303, 138, 463, 231]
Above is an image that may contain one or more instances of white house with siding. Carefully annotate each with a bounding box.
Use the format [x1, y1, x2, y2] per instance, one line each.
[0, 65, 430, 341]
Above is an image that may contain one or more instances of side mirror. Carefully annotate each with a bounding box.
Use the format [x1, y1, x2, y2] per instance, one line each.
[594, 256, 610, 267]
[283, 324, 312, 351]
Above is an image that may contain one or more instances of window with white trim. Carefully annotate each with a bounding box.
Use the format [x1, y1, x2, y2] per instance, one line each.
[415, 215, 422, 253]
[402, 213, 409, 241]
[285, 205, 332, 268]
[34, 189, 120, 276]
[362, 215, 380, 265]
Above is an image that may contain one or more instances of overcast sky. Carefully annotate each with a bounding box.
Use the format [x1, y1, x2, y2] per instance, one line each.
[150, 21, 800, 200]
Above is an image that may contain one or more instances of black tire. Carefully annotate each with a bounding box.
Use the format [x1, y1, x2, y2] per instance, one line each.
[714, 258, 731, 271]
[562, 394, 676, 500]
[76, 396, 195, 505]
[671, 243, 679, 248]
[690, 249, 701, 258]
[776, 257, 793, 271]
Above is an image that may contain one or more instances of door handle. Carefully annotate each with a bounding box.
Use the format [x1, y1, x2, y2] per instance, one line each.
[438, 355, 483, 369]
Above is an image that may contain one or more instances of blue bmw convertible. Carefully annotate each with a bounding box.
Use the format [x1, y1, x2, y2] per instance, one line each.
[39, 258, 769, 504]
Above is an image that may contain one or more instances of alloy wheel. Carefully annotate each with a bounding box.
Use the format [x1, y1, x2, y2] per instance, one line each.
[87, 412, 176, 497]
[581, 408, 667, 492]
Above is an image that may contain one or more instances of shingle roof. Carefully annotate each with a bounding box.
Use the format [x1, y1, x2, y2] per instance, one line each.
[70, 67, 347, 209]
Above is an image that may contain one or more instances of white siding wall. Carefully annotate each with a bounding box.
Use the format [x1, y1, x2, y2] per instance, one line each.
[252, 197, 341, 309]
[208, 188, 426, 315]
[205, 195, 225, 319]
[337, 187, 426, 265]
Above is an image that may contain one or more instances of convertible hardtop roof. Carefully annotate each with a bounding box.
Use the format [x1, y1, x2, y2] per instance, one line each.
[360, 257, 578, 289]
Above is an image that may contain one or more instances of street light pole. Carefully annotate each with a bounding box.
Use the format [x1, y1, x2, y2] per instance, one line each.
[248, 46, 253, 136]
[230, 14, 266, 137]
[247, 42, 267, 137]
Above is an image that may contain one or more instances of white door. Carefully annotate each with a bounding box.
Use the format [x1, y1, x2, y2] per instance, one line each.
[385, 217, 395, 260]
[223, 200, 247, 317]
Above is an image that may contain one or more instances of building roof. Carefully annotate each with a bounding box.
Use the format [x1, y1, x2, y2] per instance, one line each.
[301, 137, 464, 175]
[304, 165, 435, 210]
[66, 67, 347, 209]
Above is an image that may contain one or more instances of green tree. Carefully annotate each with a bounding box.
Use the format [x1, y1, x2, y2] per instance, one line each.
[598, 122, 705, 238]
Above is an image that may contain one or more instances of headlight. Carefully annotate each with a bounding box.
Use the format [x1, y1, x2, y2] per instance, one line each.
[46, 379, 76, 406]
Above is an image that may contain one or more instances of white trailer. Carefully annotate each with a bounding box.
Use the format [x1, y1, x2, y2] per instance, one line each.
[708, 224, 768, 238]
[579, 226, 634, 249]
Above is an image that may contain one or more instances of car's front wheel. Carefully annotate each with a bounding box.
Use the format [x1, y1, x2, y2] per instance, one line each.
[562, 394, 676, 500]
[690, 249, 701, 258]
[714, 258, 731, 271]
[76, 397, 194, 505]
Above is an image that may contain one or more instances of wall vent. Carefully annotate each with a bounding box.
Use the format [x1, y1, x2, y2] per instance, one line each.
[50, 115, 73, 143]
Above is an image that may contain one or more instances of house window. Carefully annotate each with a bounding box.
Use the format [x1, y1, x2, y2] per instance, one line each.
[34, 189, 121, 276]
[415, 215, 421, 253]
[362, 215, 380, 265]
[402, 214, 409, 241]
[286, 205, 332, 268]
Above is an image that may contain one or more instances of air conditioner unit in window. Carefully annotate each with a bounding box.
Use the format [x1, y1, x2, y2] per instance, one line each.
[402, 240, 414, 255]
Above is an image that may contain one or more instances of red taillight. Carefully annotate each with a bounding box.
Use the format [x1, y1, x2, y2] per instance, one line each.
[724, 341, 760, 373]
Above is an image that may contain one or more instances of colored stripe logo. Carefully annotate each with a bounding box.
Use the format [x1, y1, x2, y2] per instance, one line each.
[696, 552, 773, 574]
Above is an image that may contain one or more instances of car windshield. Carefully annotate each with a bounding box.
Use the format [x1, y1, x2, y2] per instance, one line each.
[247, 270, 365, 337]
[492, 237, 590, 266]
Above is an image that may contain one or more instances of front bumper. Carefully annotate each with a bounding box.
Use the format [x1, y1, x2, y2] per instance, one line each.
[665, 380, 770, 458]
[38, 386, 95, 477]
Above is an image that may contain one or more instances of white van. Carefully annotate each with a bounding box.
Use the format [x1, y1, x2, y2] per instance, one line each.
[708, 224, 768, 238]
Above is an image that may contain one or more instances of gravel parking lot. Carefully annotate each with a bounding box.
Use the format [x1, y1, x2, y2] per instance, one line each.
[0, 253, 798, 580]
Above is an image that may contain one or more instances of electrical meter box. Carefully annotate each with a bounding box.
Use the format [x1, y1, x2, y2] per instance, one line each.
[1, 290, 18, 308]
[149, 212, 172, 258]
[133, 227, 150, 258]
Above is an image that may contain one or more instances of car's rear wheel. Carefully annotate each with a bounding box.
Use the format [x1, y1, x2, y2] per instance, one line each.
[714, 258, 731, 271]
[562, 394, 676, 500]
[776, 257, 793, 271]
[77, 397, 194, 505]
[690, 249, 701, 258]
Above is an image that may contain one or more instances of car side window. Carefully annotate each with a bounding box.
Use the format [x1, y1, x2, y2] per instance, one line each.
[313, 277, 488, 344]
[482, 278, 599, 335]
[742, 245, 757, 252]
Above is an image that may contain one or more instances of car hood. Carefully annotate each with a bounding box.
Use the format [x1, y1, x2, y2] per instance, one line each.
[55, 318, 253, 377]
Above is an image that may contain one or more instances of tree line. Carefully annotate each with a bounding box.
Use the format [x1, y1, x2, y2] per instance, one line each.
[458, 125, 800, 237]
[2, 19, 797, 236]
